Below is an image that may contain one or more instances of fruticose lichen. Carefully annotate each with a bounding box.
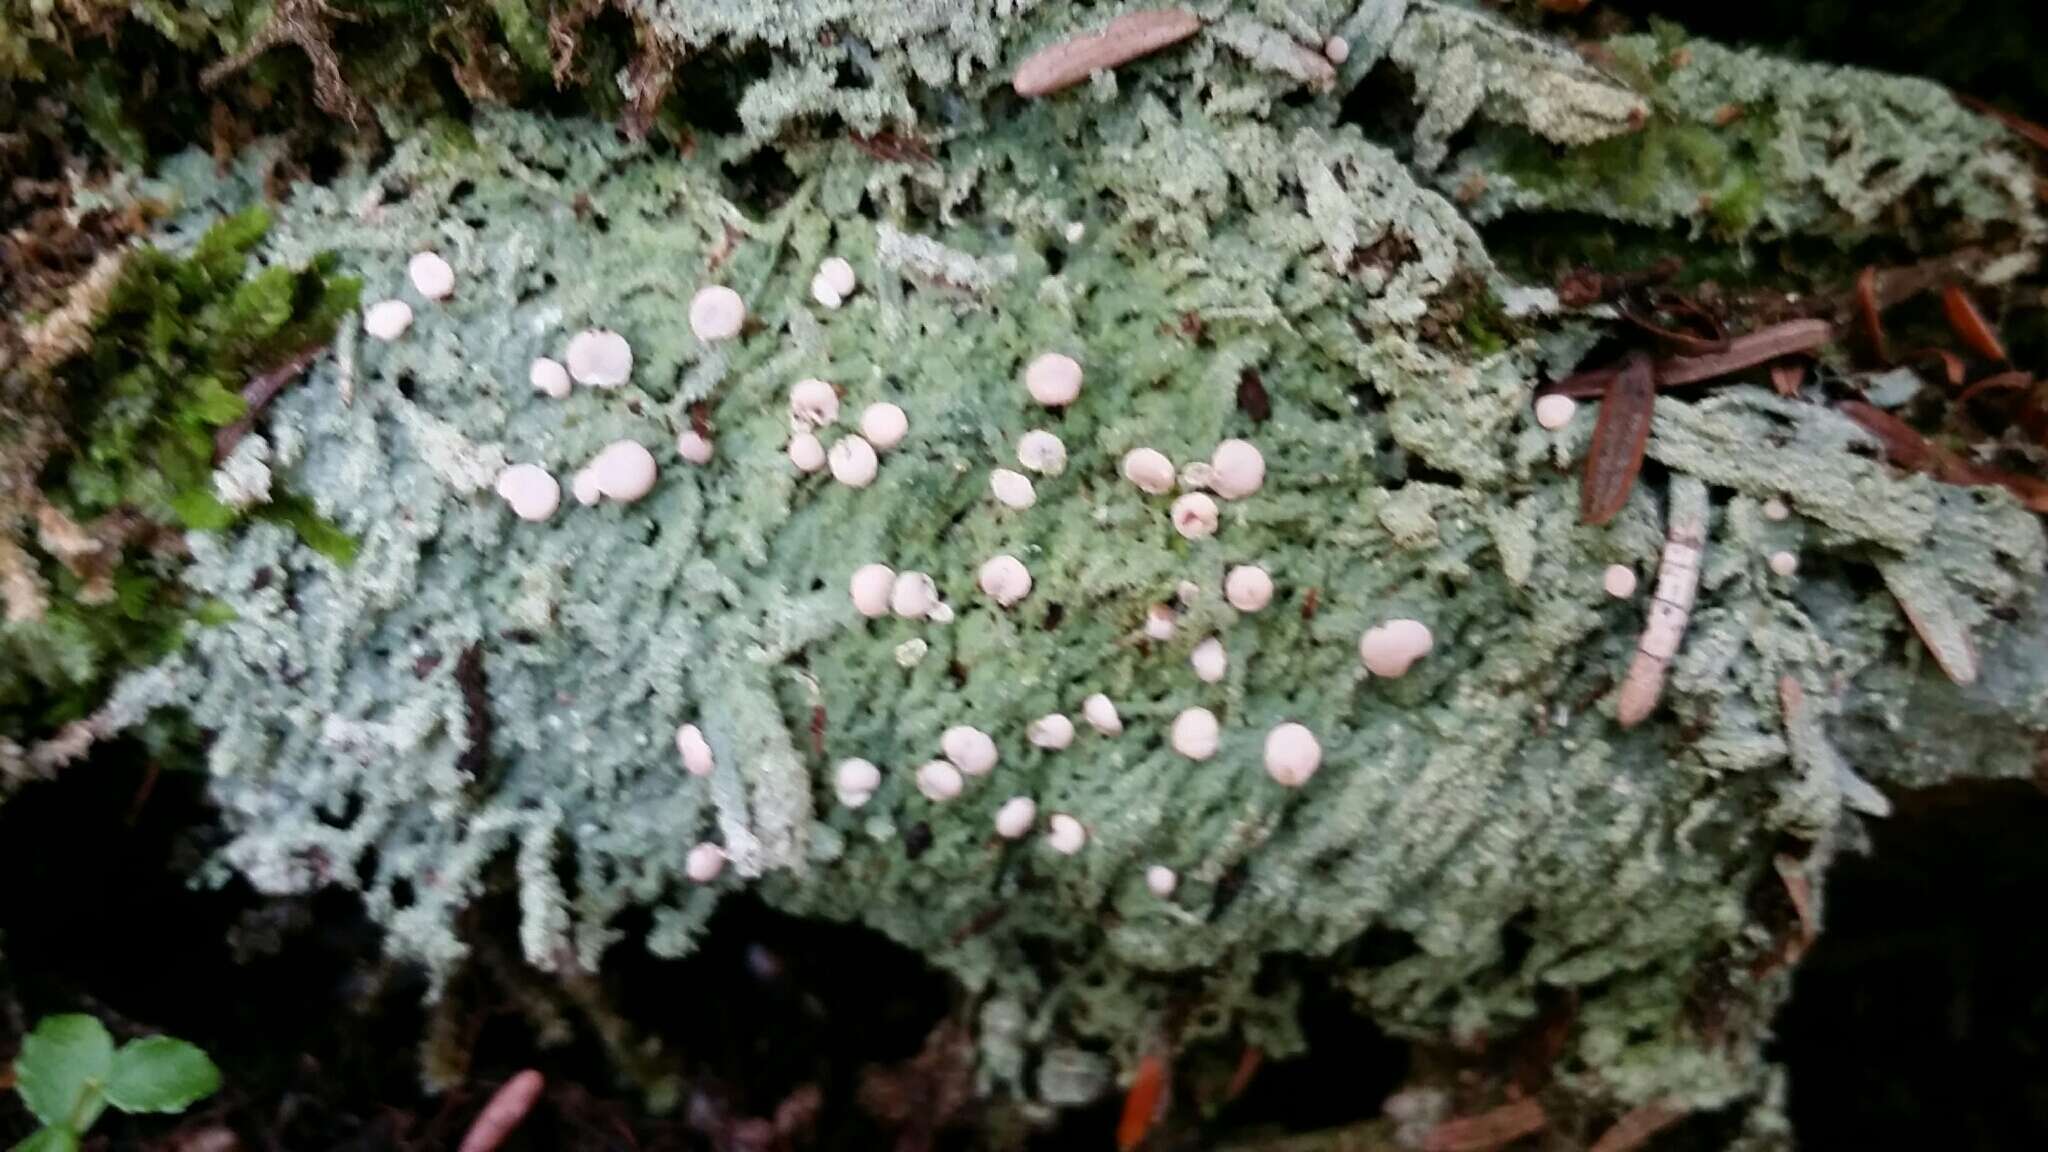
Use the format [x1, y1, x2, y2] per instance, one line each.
[25, 0, 2045, 1134]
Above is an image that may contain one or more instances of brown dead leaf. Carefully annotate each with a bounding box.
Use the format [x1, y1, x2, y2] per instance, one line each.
[1943, 284, 2009, 363]
[1839, 401, 1937, 472]
[1854, 265, 1888, 363]
[1580, 352, 1655, 526]
[1013, 9, 1202, 97]
[1770, 362, 1805, 397]
[1772, 852, 1818, 963]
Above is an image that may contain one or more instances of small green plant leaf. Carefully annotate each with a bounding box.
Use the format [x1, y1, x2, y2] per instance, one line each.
[10, 1127, 81, 1152]
[103, 1036, 221, 1115]
[13, 1015, 114, 1131]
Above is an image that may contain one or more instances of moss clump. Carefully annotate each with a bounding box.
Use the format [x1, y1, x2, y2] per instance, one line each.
[1, 206, 357, 775]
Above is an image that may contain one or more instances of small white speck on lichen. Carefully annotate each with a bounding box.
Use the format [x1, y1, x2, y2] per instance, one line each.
[1603, 564, 1638, 599]
[689, 285, 746, 342]
[1359, 619, 1434, 678]
[788, 432, 826, 473]
[990, 468, 1037, 509]
[363, 299, 413, 341]
[834, 758, 880, 808]
[1191, 637, 1227, 683]
[1264, 723, 1321, 787]
[860, 403, 908, 450]
[917, 759, 965, 801]
[1769, 550, 1800, 577]
[810, 274, 844, 309]
[926, 602, 955, 624]
[676, 430, 715, 464]
[1017, 430, 1068, 475]
[1063, 221, 1086, 243]
[407, 251, 455, 300]
[1324, 35, 1351, 64]
[685, 842, 727, 883]
[1534, 394, 1577, 430]
[1122, 448, 1177, 494]
[818, 256, 857, 298]
[1028, 713, 1075, 749]
[528, 357, 571, 398]
[942, 725, 999, 776]
[1179, 460, 1216, 491]
[1177, 581, 1202, 605]
[1209, 440, 1265, 499]
[994, 796, 1037, 839]
[829, 435, 879, 488]
[850, 564, 895, 618]
[1144, 605, 1176, 640]
[979, 554, 1033, 606]
[675, 723, 715, 777]
[890, 571, 938, 619]
[565, 328, 632, 387]
[1170, 707, 1220, 760]
[1046, 813, 1087, 855]
[1025, 352, 1084, 407]
[790, 379, 841, 427]
[895, 638, 927, 667]
[1082, 693, 1122, 735]
[495, 463, 560, 522]
[1171, 493, 1220, 539]
[1763, 498, 1792, 521]
[1145, 865, 1179, 897]
[1225, 565, 1274, 611]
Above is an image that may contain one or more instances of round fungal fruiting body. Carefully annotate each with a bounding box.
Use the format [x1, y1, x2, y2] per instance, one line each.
[1017, 430, 1068, 475]
[1209, 440, 1265, 499]
[818, 257, 857, 298]
[529, 357, 572, 398]
[811, 274, 845, 309]
[995, 796, 1038, 839]
[942, 725, 1000, 777]
[685, 842, 726, 883]
[834, 758, 881, 808]
[850, 564, 896, 618]
[1122, 448, 1177, 494]
[363, 299, 413, 341]
[1179, 461, 1216, 491]
[1534, 394, 1577, 430]
[1603, 564, 1638, 599]
[1191, 637, 1227, 683]
[1171, 707, 1220, 761]
[1028, 714, 1075, 750]
[1025, 352, 1083, 407]
[565, 329, 633, 387]
[495, 464, 561, 522]
[1064, 221, 1087, 243]
[1324, 35, 1351, 64]
[408, 251, 455, 300]
[916, 759, 965, 802]
[1225, 565, 1274, 612]
[890, 572, 938, 619]
[789, 379, 841, 427]
[1171, 493, 1220, 539]
[1144, 605, 1176, 640]
[978, 555, 1032, 606]
[788, 433, 827, 473]
[1762, 498, 1791, 522]
[1045, 814, 1087, 855]
[1769, 550, 1800, 578]
[585, 440, 658, 504]
[1082, 693, 1122, 735]
[1359, 619, 1434, 678]
[675, 724, 715, 777]
[689, 286, 746, 343]
[828, 435, 879, 488]
[676, 430, 715, 464]
[861, 403, 908, 450]
[1264, 723, 1321, 787]
[990, 469, 1037, 509]
[571, 468, 603, 507]
[1146, 865, 1179, 898]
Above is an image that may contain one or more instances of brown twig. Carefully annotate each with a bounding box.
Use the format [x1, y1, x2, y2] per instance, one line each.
[1588, 1101, 1683, 1152]
[1420, 1098, 1548, 1152]
[1943, 284, 2009, 363]
[213, 342, 329, 462]
[1012, 9, 1202, 97]
[1547, 320, 1835, 398]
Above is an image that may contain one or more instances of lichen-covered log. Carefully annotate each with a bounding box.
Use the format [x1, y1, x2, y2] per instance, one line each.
[6, 0, 2047, 1140]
